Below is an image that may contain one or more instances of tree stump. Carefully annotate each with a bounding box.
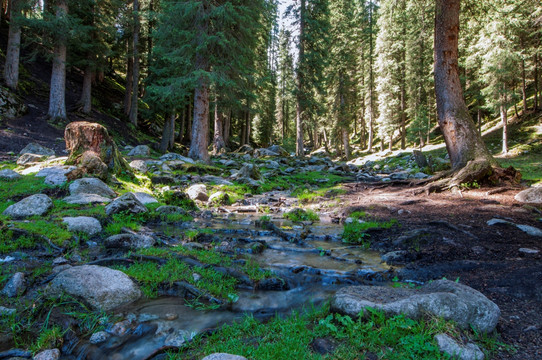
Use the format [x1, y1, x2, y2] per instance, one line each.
[64, 121, 130, 180]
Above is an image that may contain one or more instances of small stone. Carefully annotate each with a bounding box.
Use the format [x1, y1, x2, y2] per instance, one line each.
[62, 217, 102, 236]
[516, 224, 542, 237]
[164, 329, 193, 347]
[186, 184, 209, 202]
[108, 320, 132, 337]
[192, 273, 202, 282]
[164, 313, 178, 321]
[201, 354, 247, 360]
[131, 192, 159, 205]
[519, 248, 539, 255]
[435, 333, 484, 360]
[138, 313, 160, 322]
[54, 257, 69, 266]
[33, 348, 60, 360]
[0, 306, 16, 316]
[128, 145, 151, 157]
[89, 331, 109, 344]
[1, 272, 26, 298]
[104, 233, 156, 249]
[63, 193, 112, 205]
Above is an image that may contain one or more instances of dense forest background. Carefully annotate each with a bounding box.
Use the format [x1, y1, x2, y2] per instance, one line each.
[1, 0, 541, 161]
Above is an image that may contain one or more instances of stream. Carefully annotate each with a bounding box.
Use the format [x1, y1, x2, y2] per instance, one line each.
[68, 214, 394, 360]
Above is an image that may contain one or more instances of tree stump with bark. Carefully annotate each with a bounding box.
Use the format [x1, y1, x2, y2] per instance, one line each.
[64, 121, 131, 180]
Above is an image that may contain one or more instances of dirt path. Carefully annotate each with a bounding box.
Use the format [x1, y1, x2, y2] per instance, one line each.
[336, 184, 542, 359]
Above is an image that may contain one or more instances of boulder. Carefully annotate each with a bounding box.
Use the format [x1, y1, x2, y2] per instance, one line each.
[128, 145, 151, 157]
[160, 153, 195, 163]
[64, 121, 130, 179]
[156, 205, 187, 215]
[331, 279, 500, 333]
[104, 233, 155, 249]
[233, 164, 261, 181]
[202, 354, 247, 360]
[69, 178, 116, 198]
[208, 191, 230, 205]
[0, 85, 27, 119]
[36, 166, 76, 187]
[47, 265, 141, 311]
[129, 160, 148, 173]
[0, 169, 21, 180]
[201, 175, 233, 186]
[186, 184, 209, 202]
[19, 143, 55, 156]
[105, 192, 148, 216]
[0, 272, 26, 298]
[62, 217, 102, 236]
[33, 349, 60, 360]
[254, 148, 280, 157]
[267, 145, 289, 156]
[17, 153, 47, 166]
[63, 194, 112, 205]
[3, 194, 53, 219]
[235, 144, 254, 155]
[131, 192, 159, 205]
[515, 186, 542, 204]
[435, 333, 484, 360]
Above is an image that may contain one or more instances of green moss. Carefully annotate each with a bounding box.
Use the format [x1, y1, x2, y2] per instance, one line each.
[104, 213, 142, 235]
[342, 218, 398, 247]
[284, 208, 319, 222]
[0, 176, 51, 203]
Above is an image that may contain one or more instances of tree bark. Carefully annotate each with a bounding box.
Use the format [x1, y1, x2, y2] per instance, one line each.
[178, 105, 186, 143]
[295, 0, 306, 157]
[129, 0, 140, 127]
[48, 0, 68, 120]
[500, 104, 508, 154]
[521, 59, 527, 114]
[434, 0, 495, 170]
[535, 54, 539, 110]
[223, 109, 231, 147]
[79, 66, 93, 114]
[342, 128, 350, 160]
[160, 113, 175, 153]
[367, 1, 375, 152]
[4, 0, 21, 91]
[124, 41, 133, 116]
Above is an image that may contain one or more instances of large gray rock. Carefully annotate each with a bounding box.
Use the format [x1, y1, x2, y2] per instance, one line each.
[36, 165, 76, 186]
[0, 272, 26, 298]
[186, 184, 209, 202]
[63, 193, 112, 205]
[156, 205, 187, 215]
[128, 145, 151, 157]
[201, 175, 233, 186]
[131, 192, 159, 205]
[233, 164, 261, 181]
[0, 169, 21, 180]
[69, 178, 116, 198]
[201, 354, 247, 360]
[17, 153, 47, 166]
[33, 348, 60, 360]
[47, 265, 141, 311]
[268, 145, 289, 156]
[105, 192, 148, 216]
[129, 160, 148, 173]
[3, 194, 53, 219]
[160, 153, 195, 164]
[254, 148, 280, 157]
[19, 142, 55, 156]
[435, 333, 485, 360]
[331, 279, 500, 333]
[104, 233, 156, 249]
[515, 187, 542, 204]
[62, 217, 102, 236]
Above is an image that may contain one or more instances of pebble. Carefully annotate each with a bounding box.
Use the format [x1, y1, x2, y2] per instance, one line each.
[89, 331, 109, 344]
[138, 313, 160, 322]
[519, 248, 539, 255]
[164, 313, 178, 321]
[33, 349, 60, 360]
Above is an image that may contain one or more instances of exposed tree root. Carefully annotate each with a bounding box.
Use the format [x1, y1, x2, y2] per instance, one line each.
[412, 159, 521, 195]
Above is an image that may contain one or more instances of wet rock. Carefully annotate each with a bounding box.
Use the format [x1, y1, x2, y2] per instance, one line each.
[0, 169, 21, 180]
[164, 313, 178, 321]
[105, 192, 148, 216]
[311, 338, 336, 355]
[128, 145, 151, 157]
[131, 192, 159, 205]
[129, 160, 148, 173]
[514, 186, 542, 204]
[187, 184, 209, 202]
[17, 153, 47, 166]
[89, 331, 109, 344]
[332, 279, 500, 333]
[256, 278, 288, 291]
[1, 272, 26, 298]
[63, 193, 112, 205]
[47, 265, 141, 311]
[138, 313, 159, 322]
[156, 205, 187, 215]
[202, 354, 247, 360]
[62, 217, 102, 236]
[208, 191, 230, 205]
[108, 320, 133, 337]
[3, 194, 53, 219]
[69, 178, 116, 198]
[33, 349, 60, 360]
[165, 329, 193, 347]
[19, 143, 55, 156]
[104, 233, 156, 249]
[434, 333, 484, 360]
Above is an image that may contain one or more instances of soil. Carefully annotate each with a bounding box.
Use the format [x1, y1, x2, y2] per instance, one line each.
[338, 183, 542, 360]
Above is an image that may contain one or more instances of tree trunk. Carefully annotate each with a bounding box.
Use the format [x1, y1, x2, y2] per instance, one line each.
[79, 66, 93, 114]
[246, 108, 251, 145]
[129, 0, 140, 127]
[160, 113, 175, 153]
[342, 128, 350, 160]
[48, 0, 68, 120]
[295, 0, 306, 157]
[535, 54, 539, 110]
[187, 100, 193, 142]
[4, 0, 21, 91]
[213, 99, 225, 154]
[501, 104, 508, 154]
[434, 0, 495, 170]
[367, 2, 375, 152]
[124, 41, 133, 116]
[223, 109, 231, 147]
[189, 81, 210, 163]
[521, 59, 527, 114]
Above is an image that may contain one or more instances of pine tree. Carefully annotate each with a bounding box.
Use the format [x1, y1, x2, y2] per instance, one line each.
[276, 28, 295, 142]
[3, 0, 23, 90]
[47, 0, 69, 120]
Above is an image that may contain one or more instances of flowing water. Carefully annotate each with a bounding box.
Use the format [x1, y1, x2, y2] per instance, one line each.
[69, 214, 393, 360]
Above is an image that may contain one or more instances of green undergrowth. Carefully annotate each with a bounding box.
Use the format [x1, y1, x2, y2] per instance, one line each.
[115, 259, 238, 300]
[0, 219, 74, 254]
[167, 304, 509, 360]
[0, 176, 52, 203]
[284, 208, 320, 222]
[342, 212, 399, 247]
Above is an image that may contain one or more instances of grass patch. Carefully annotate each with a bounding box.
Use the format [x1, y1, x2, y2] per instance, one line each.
[104, 213, 142, 235]
[284, 208, 319, 222]
[0, 220, 73, 250]
[342, 214, 398, 247]
[167, 304, 508, 360]
[161, 191, 198, 211]
[0, 176, 51, 203]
